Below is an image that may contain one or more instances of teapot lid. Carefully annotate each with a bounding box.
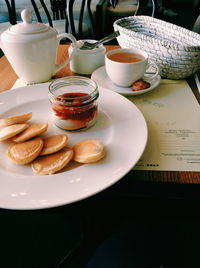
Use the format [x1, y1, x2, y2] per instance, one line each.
[10, 9, 49, 34]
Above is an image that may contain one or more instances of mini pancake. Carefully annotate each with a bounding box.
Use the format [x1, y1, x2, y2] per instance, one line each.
[0, 123, 29, 141]
[0, 112, 32, 127]
[13, 123, 48, 142]
[73, 139, 106, 163]
[40, 134, 68, 155]
[32, 147, 74, 175]
[7, 137, 43, 165]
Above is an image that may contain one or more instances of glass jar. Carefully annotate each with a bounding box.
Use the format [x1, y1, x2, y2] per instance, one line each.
[48, 77, 99, 131]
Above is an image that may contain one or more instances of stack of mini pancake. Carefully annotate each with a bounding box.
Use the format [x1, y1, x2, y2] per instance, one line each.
[0, 113, 106, 175]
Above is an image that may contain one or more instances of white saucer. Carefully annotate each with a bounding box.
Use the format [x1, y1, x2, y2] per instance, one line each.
[91, 66, 161, 96]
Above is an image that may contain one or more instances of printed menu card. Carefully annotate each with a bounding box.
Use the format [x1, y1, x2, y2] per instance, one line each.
[130, 79, 200, 171]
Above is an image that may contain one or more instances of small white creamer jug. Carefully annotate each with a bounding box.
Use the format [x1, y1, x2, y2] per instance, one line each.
[0, 9, 77, 84]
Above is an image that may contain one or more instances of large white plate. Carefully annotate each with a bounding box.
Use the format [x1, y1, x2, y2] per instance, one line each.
[0, 83, 147, 210]
[91, 66, 161, 96]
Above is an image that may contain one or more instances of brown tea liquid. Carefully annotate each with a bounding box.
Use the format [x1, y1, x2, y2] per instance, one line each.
[108, 52, 144, 63]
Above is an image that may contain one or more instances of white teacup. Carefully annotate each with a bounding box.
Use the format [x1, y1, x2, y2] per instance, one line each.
[105, 48, 159, 87]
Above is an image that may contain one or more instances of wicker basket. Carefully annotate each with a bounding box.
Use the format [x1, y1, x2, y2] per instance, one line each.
[113, 16, 200, 79]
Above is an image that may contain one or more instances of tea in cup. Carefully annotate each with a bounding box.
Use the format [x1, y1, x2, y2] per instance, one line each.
[105, 48, 159, 87]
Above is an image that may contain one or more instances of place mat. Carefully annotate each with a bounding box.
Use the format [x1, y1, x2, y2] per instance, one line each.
[11, 78, 52, 89]
[130, 79, 200, 172]
[12, 78, 200, 172]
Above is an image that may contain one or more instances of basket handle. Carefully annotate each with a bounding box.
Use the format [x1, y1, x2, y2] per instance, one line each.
[134, 0, 158, 17]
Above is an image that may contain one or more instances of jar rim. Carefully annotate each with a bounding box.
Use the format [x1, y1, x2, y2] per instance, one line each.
[48, 77, 99, 106]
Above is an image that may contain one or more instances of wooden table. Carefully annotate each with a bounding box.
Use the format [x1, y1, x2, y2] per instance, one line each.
[0, 44, 200, 191]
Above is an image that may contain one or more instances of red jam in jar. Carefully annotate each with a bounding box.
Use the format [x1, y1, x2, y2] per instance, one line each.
[49, 77, 99, 130]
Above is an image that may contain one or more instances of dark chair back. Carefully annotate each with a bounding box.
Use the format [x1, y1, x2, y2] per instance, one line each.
[67, 0, 95, 38]
[135, 0, 159, 17]
[31, 0, 54, 27]
[5, 0, 17, 24]
[4, 0, 96, 39]
[108, 0, 159, 17]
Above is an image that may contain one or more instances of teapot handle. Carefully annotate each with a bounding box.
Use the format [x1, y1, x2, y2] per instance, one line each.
[53, 33, 77, 75]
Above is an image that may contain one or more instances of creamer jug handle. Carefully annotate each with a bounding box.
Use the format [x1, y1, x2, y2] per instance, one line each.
[53, 33, 77, 75]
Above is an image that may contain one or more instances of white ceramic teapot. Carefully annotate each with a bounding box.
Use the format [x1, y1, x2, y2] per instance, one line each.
[0, 9, 77, 84]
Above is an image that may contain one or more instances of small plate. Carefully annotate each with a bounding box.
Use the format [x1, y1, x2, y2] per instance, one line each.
[91, 66, 161, 96]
